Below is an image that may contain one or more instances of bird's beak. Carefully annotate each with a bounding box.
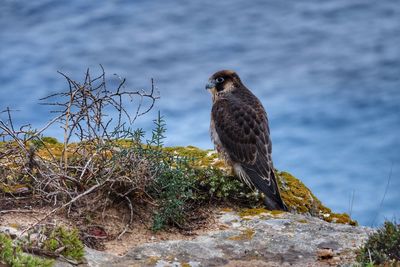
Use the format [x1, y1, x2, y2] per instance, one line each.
[205, 80, 216, 90]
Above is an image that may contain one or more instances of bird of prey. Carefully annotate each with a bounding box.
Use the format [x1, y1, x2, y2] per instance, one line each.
[206, 70, 287, 211]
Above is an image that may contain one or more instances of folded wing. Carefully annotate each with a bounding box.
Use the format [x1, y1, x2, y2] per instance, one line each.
[212, 98, 287, 211]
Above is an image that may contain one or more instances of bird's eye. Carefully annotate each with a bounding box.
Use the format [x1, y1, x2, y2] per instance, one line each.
[216, 77, 224, 83]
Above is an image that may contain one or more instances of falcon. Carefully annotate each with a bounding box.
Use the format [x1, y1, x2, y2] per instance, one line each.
[206, 70, 287, 211]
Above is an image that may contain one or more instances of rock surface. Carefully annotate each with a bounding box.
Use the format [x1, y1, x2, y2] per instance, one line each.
[52, 209, 372, 267]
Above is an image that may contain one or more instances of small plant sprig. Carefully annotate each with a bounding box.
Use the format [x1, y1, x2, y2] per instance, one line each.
[148, 111, 166, 149]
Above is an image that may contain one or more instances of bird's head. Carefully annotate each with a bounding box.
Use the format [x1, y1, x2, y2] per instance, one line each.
[205, 70, 243, 96]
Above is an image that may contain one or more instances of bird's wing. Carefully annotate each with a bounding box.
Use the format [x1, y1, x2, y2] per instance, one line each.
[212, 98, 266, 164]
[212, 98, 287, 210]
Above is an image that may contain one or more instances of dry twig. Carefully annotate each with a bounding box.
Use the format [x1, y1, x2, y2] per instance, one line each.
[0, 66, 160, 239]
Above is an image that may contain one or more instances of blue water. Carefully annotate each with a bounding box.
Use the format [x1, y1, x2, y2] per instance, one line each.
[1, 0, 399, 226]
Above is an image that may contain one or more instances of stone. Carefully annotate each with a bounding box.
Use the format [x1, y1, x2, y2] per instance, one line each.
[316, 248, 334, 259]
[0, 226, 20, 238]
[70, 210, 372, 266]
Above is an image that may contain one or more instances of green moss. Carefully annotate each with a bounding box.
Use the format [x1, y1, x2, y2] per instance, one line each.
[0, 233, 54, 267]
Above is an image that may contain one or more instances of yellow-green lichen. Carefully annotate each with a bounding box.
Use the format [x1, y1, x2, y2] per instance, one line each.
[238, 208, 269, 217]
[1, 141, 357, 226]
[228, 228, 255, 241]
[146, 256, 160, 265]
[276, 171, 357, 225]
[162, 146, 225, 169]
[220, 207, 234, 212]
[238, 208, 285, 220]
[269, 210, 285, 216]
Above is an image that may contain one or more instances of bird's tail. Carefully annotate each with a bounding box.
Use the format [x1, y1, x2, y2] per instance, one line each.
[264, 191, 288, 211]
[241, 164, 288, 211]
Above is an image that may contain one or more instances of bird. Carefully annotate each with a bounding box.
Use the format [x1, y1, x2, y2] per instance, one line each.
[205, 70, 288, 211]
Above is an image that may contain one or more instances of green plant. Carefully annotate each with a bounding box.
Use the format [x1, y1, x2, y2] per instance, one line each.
[44, 227, 84, 261]
[151, 165, 197, 231]
[148, 111, 166, 148]
[23, 130, 44, 148]
[146, 113, 263, 231]
[357, 221, 400, 266]
[41, 137, 59, 144]
[0, 233, 54, 267]
[144, 113, 193, 231]
[196, 167, 261, 203]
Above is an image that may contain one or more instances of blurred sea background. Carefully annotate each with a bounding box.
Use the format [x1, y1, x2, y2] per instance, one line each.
[0, 0, 399, 226]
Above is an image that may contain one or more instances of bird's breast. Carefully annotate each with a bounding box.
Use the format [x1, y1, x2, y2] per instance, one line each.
[209, 118, 220, 150]
[210, 117, 231, 164]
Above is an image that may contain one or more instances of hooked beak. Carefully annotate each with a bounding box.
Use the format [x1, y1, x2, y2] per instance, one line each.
[205, 80, 216, 90]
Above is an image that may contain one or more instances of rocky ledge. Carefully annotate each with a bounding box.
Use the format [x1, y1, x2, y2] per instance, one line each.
[54, 209, 371, 267]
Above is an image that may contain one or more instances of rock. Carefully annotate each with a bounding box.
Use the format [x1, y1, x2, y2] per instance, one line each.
[6, 209, 371, 266]
[0, 226, 20, 238]
[73, 210, 372, 266]
[54, 248, 119, 267]
[316, 248, 334, 259]
[84, 247, 119, 267]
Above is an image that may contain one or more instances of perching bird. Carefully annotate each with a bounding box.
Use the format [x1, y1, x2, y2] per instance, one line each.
[206, 70, 287, 211]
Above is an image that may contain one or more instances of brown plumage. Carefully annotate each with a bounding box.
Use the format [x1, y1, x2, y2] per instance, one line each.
[206, 70, 287, 211]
